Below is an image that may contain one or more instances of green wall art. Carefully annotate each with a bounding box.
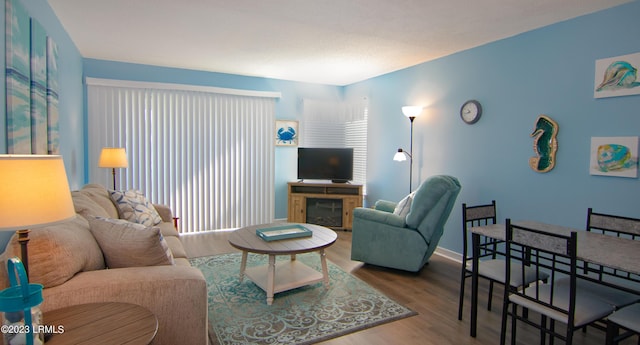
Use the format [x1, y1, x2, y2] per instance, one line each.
[529, 115, 558, 173]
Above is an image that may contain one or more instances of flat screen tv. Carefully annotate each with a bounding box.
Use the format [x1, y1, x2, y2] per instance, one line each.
[297, 147, 354, 183]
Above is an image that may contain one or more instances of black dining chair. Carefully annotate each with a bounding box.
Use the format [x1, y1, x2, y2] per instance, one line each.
[606, 302, 640, 344]
[563, 209, 640, 310]
[500, 219, 615, 345]
[457, 201, 546, 321]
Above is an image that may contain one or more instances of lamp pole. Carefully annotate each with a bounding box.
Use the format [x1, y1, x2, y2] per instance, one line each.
[395, 106, 422, 193]
[408, 115, 415, 193]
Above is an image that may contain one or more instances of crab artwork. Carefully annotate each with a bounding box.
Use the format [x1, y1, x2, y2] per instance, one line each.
[276, 126, 297, 145]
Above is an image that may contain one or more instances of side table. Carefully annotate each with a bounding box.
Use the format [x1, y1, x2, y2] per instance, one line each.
[44, 302, 158, 345]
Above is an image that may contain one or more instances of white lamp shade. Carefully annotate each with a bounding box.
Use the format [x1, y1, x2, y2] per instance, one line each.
[0, 155, 76, 231]
[393, 149, 408, 161]
[98, 147, 128, 168]
[402, 106, 423, 118]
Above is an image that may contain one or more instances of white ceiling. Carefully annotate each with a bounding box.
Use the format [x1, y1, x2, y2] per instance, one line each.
[47, 0, 630, 86]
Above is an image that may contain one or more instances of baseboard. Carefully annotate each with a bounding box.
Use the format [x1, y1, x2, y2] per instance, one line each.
[434, 246, 462, 264]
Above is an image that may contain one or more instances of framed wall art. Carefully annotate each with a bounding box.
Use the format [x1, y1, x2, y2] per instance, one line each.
[275, 120, 298, 146]
[5, 0, 60, 154]
[594, 52, 640, 99]
[590, 136, 639, 178]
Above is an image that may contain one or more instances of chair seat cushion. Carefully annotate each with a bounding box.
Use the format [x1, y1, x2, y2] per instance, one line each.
[608, 303, 640, 332]
[510, 282, 614, 326]
[556, 277, 640, 309]
[469, 259, 549, 287]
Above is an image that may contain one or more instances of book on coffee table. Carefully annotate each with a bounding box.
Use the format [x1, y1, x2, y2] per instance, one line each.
[256, 224, 313, 242]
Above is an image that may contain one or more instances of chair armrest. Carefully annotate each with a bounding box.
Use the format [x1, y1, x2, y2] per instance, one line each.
[354, 207, 406, 227]
[153, 203, 175, 223]
[374, 200, 397, 213]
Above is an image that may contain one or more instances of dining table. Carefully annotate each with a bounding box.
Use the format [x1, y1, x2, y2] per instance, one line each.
[468, 220, 640, 337]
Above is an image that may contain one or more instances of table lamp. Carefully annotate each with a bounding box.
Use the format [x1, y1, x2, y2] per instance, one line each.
[0, 155, 76, 277]
[98, 147, 128, 190]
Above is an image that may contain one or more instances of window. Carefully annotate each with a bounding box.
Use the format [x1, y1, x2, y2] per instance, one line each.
[300, 98, 368, 193]
[87, 78, 279, 232]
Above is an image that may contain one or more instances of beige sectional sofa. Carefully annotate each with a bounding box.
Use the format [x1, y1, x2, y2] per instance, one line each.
[0, 184, 208, 345]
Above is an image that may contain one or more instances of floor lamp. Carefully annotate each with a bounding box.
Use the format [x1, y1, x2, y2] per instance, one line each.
[0, 155, 76, 278]
[393, 106, 423, 193]
[98, 147, 128, 190]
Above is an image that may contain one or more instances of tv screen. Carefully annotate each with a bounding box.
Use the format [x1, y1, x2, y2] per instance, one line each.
[297, 148, 354, 183]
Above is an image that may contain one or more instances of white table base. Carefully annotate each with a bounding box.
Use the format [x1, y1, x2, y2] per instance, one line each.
[239, 250, 330, 305]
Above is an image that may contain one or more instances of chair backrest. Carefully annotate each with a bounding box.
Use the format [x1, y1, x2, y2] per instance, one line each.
[587, 208, 640, 239]
[584, 208, 640, 287]
[505, 219, 578, 325]
[461, 200, 497, 261]
[405, 175, 461, 259]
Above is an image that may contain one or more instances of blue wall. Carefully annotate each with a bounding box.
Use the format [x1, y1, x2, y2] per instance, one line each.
[345, 1, 640, 254]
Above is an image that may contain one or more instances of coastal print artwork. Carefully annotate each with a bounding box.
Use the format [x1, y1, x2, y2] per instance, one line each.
[529, 115, 558, 173]
[31, 18, 47, 154]
[4, 0, 60, 154]
[47, 36, 60, 154]
[590, 137, 638, 178]
[594, 52, 640, 98]
[6, 0, 32, 153]
[275, 120, 298, 146]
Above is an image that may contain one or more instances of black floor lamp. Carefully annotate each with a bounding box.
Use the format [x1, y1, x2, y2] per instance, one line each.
[394, 106, 423, 193]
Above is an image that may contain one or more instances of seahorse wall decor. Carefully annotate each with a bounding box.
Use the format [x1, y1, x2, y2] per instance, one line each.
[529, 115, 559, 173]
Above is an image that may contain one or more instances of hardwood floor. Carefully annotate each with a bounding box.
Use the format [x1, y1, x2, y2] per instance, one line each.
[181, 230, 634, 345]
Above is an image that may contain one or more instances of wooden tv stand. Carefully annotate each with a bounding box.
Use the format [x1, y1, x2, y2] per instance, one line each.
[287, 182, 363, 230]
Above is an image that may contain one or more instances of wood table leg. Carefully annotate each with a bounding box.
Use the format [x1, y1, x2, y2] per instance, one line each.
[320, 249, 330, 289]
[239, 251, 248, 283]
[266, 254, 276, 305]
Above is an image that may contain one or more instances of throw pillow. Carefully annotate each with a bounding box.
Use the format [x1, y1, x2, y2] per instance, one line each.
[87, 217, 175, 269]
[72, 191, 111, 219]
[393, 192, 415, 218]
[0, 216, 105, 289]
[109, 189, 163, 227]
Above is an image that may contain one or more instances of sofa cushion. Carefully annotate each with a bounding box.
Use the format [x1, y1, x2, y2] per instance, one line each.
[72, 191, 111, 219]
[78, 184, 120, 218]
[2, 216, 105, 288]
[88, 217, 174, 268]
[109, 190, 163, 227]
[163, 236, 188, 259]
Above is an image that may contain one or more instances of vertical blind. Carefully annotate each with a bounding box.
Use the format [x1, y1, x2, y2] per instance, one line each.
[87, 79, 278, 233]
[300, 99, 368, 193]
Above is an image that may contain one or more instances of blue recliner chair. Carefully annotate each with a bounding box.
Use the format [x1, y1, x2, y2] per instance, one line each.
[350, 175, 461, 272]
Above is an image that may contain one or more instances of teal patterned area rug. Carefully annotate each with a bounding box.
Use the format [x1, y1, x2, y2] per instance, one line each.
[190, 253, 417, 345]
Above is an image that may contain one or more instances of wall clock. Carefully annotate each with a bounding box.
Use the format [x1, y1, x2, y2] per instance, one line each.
[460, 100, 482, 124]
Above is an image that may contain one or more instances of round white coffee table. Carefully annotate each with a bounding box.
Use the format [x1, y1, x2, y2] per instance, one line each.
[228, 222, 337, 305]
